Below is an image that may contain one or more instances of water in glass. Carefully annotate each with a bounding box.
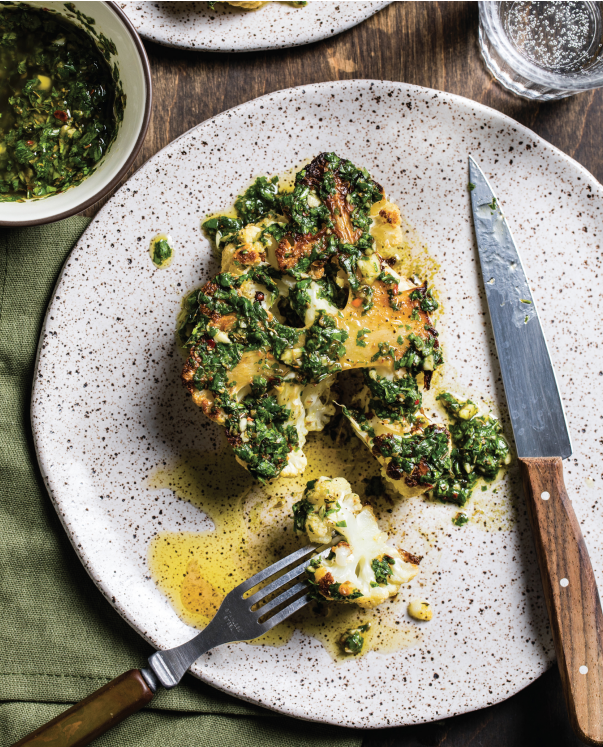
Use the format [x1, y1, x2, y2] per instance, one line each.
[479, 1, 603, 100]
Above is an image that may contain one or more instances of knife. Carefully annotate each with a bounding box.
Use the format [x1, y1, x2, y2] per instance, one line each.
[469, 156, 603, 745]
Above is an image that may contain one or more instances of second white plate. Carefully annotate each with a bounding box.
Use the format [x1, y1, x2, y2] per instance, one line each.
[119, 1, 390, 52]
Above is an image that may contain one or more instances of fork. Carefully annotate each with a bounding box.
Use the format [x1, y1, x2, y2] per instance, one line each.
[12, 541, 332, 747]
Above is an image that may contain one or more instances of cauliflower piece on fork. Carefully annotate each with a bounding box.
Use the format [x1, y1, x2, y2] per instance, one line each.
[293, 476, 421, 608]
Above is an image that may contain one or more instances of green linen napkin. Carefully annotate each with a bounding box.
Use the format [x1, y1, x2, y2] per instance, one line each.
[0, 218, 361, 747]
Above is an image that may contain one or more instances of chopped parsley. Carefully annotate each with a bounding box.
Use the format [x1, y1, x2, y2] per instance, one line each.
[410, 282, 439, 313]
[299, 311, 348, 382]
[202, 215, 243, 245]
[234, 175, 280, 224]
[399, 331, 443, 388]
[356, 327, 370, 347]
[292, 498, 313, 534]
[371, 555, 395, 584]
[150, 237, 172, 268]
[371, 425, 452, 487]
[363, 369, 422, 421]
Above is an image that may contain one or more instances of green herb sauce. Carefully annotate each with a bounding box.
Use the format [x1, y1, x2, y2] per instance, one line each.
[0, 4, 119, 201]
[430, 392, 512, 506]
[371, 555, 395, 585]
[150, 235, 173, 268]
[340, 623, 370, 655]
[370, 425, 452, 486]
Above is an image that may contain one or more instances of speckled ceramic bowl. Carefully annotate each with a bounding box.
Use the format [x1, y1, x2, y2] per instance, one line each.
[118, 0, 390, 52]
[31, 80, 603, 728]
[0, 1, 151, 227]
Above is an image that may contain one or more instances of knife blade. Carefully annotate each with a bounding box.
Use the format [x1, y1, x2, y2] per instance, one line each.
[468, 156, 571, 459]
[468, 156, 603, 745]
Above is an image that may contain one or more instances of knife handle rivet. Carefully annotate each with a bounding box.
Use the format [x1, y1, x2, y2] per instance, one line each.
[541, 491, 550, 500]
[580, 666, 589, 675]
[560, 578, 569, 587]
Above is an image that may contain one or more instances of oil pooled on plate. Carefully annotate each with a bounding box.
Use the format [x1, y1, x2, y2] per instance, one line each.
[147, 427, 515, 661]
[148, 432, 430, 660]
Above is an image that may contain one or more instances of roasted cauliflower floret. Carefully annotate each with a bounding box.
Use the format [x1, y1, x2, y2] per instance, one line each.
[221, 216, 287, 276]
[293, 477, 421, 608]
[301, 376, 336, 433]
[293, 475, 351, 543]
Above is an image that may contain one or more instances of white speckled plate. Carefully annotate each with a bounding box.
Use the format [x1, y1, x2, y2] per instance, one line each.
[118, 1, 390, 52]
[32, 80, 603, 728]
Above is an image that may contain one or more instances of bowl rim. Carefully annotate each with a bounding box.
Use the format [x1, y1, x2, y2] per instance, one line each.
[0, 1, 153, 227]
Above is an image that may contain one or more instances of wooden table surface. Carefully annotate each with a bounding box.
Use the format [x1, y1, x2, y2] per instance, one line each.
[86, 2, 603, 744]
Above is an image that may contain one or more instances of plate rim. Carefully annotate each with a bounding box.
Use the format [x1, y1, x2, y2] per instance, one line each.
[31, 77, 603, 728]
[121, 0, 393, 52]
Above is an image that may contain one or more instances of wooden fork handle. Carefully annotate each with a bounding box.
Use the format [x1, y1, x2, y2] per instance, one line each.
[521, 457, 603, 745]
[12, 669, 155, 747]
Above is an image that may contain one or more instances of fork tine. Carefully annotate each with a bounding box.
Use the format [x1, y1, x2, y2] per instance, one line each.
[234, 543, 316, 595]
[259, 592, 312, 632]
[253, 580, 309, 618]
[235, 541, 331, 596]
[247, 562, 308, 607]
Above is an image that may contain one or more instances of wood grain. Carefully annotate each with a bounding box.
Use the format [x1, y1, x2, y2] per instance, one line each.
[520, 458, 603, 745]
[12, 670, 155, 747]
[76, 3, 603, 745]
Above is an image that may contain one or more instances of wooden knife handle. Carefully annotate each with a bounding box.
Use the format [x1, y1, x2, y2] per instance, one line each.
[11, 670, 155, 747]
[521, 457, 603, 745]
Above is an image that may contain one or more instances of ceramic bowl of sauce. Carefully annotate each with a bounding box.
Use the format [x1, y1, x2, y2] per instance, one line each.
[0, 1, 151, 226]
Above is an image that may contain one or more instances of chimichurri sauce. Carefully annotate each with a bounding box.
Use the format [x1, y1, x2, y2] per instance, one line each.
[0, 5, 118, 201]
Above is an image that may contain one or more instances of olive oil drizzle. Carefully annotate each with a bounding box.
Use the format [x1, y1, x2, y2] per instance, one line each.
[148, 434, 443, 660]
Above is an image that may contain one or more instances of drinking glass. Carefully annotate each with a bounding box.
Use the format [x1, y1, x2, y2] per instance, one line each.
[479, 1, 603, 100]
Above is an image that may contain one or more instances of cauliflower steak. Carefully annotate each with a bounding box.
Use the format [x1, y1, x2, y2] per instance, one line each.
[180, 153, 444, 485]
